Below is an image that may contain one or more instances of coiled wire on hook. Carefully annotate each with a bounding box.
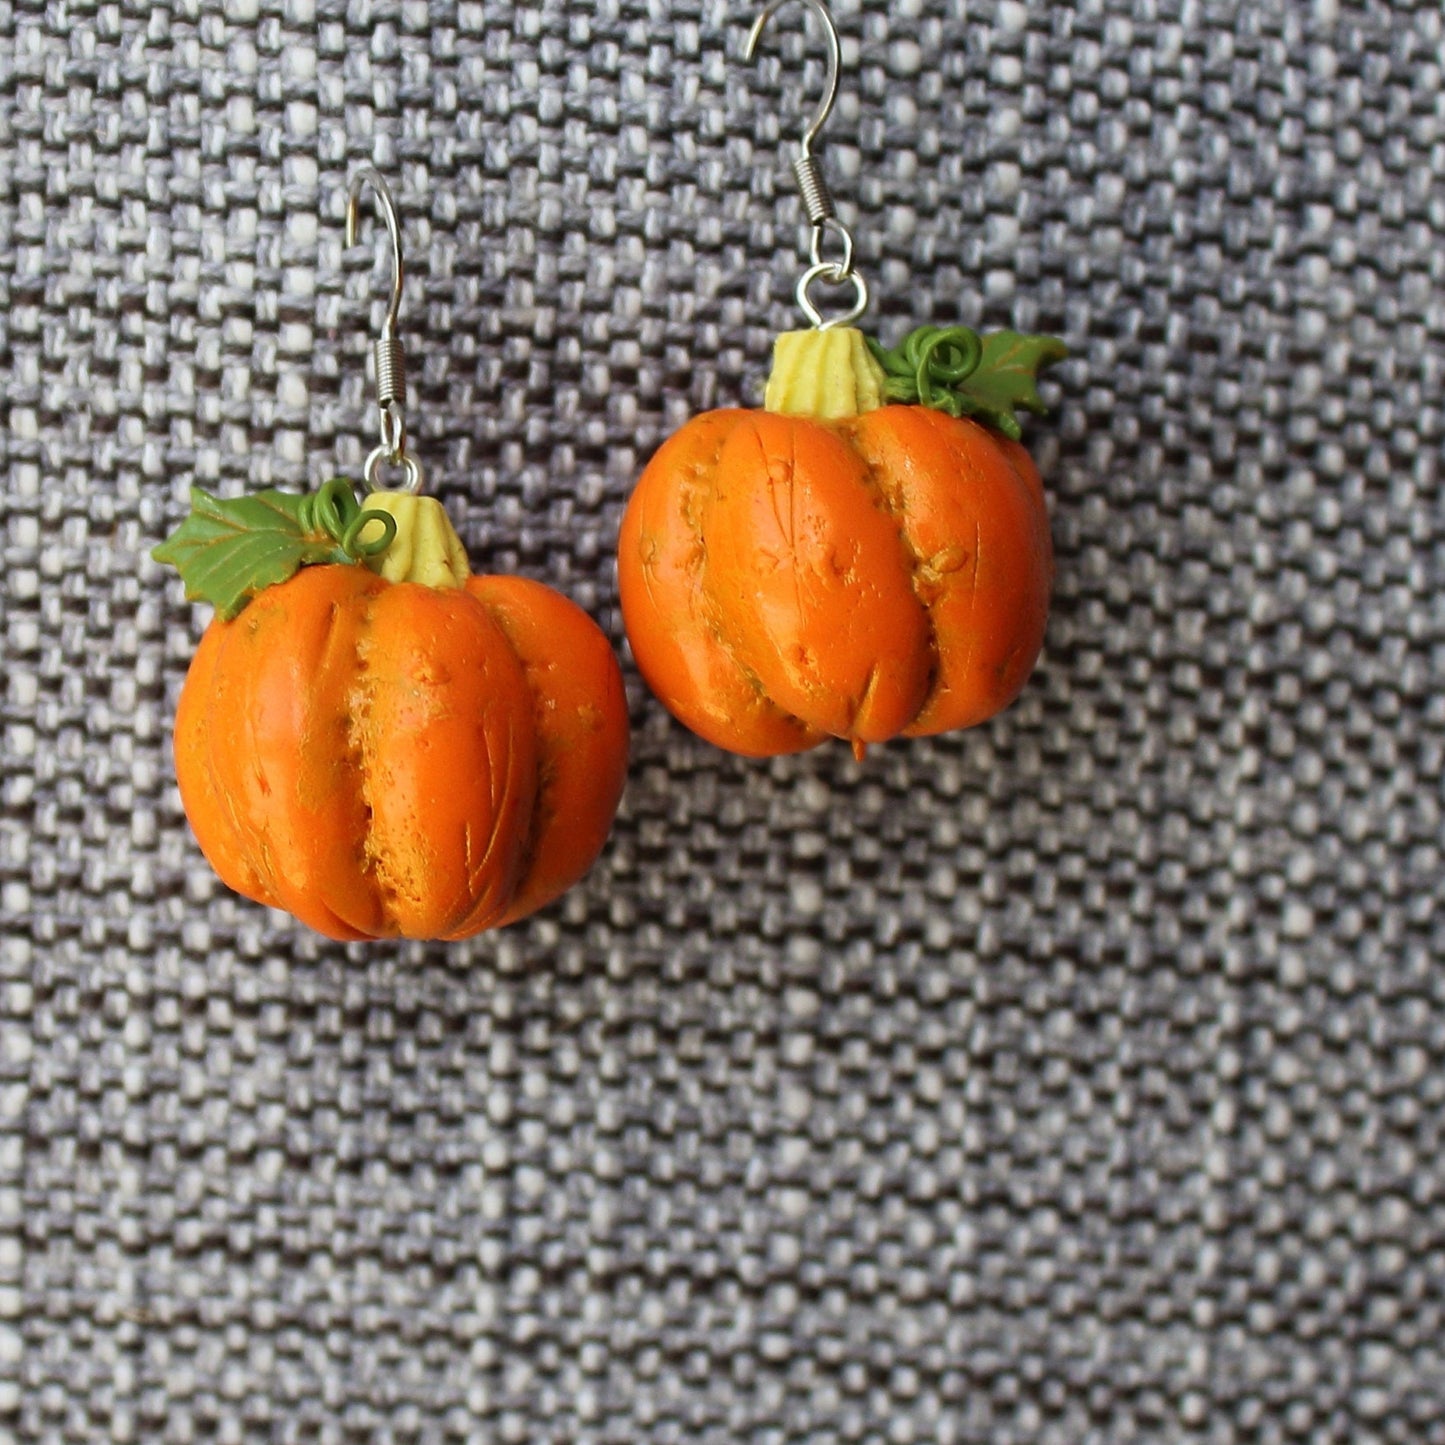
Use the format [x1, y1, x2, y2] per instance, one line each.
[792, 153, 836, 230]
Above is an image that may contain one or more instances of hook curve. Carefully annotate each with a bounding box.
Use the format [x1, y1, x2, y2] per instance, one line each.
[345, 166, 404, 338]
[744, 0, 841, 158]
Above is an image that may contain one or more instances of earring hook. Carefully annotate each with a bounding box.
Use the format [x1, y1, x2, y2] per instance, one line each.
[745, 0, 840, 159]
[344, 167, 422, 493]
[346, 167, 404, 340]
[744, 0, 865, 329]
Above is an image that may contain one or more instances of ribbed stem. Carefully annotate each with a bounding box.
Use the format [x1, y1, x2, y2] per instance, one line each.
[763, 328, 888, 420]
[358, 493, 471, 589]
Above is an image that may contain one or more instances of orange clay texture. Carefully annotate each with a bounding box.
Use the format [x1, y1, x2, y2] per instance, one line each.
[618, 405, 1052, 757]
[173, 565, 629, 941]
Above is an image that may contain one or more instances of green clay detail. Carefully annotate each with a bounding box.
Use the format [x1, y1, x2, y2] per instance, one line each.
[866, 325, 1068, 442]
[151, 478, 397, 620]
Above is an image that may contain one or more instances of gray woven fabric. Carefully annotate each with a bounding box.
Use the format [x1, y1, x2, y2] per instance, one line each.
[3, 0, 1444, 1439]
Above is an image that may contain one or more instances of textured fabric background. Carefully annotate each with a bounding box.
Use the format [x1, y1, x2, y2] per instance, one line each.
[3, 0, 1444, 1440]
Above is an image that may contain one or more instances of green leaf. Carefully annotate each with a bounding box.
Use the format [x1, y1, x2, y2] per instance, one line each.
[151, 482, 381, 620]
[866, 325, 1067, 440]
[951, 330, 1069, 441]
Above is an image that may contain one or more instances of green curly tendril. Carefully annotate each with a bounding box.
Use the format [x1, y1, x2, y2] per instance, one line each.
[865, 324, 1067, 442]
[869, 326, 984, 413]
[298, 477, 398, 561]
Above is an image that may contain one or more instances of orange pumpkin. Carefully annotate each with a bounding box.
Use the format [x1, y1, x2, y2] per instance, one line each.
[618, 326, 1061, 757]
[159, 489, 628, 940]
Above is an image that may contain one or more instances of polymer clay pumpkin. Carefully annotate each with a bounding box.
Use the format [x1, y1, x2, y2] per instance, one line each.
[155, 484, 628, 940]
[618, 324, 1064, 757]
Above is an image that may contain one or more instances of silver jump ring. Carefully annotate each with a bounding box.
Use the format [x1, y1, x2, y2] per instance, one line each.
[364, 446, 424, 494]
[809, 217, 855, 277]
[796, 261, 869, 330]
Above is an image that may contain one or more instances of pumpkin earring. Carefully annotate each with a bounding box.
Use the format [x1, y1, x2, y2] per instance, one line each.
[618, 0, 1066, 760]
[153, 169, 629, 941]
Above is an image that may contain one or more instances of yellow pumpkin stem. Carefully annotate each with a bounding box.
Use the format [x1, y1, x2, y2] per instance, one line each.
[358, 492, 471, 589]
[764, 328, 889, 421]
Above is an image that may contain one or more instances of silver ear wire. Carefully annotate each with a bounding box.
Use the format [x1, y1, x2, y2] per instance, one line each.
[346, 168, 423, 494]
[745, 0, 867, 329]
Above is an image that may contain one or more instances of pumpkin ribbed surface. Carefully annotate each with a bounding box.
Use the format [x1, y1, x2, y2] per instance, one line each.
[618, 404, 1052, 757]
[174, 565, 628, 940]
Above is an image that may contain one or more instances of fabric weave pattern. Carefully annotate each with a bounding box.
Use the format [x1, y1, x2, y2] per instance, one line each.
[2, 2, 1443, 1440]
